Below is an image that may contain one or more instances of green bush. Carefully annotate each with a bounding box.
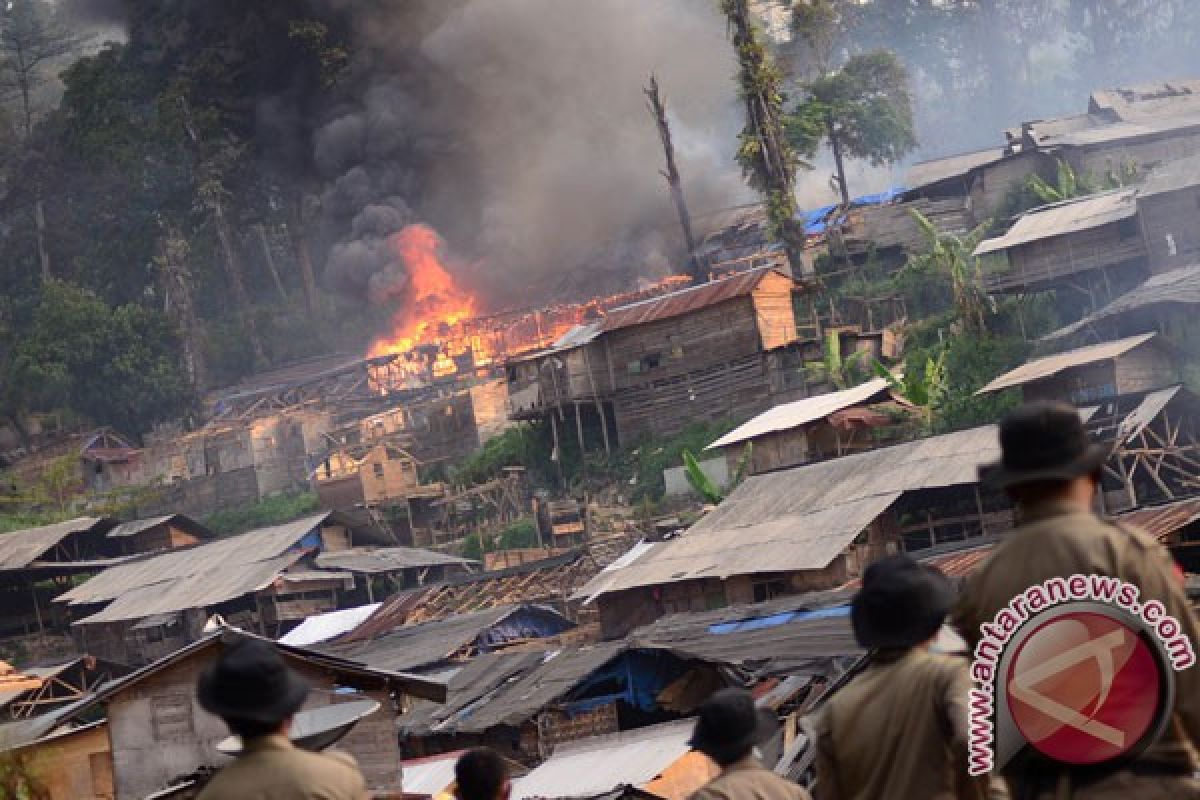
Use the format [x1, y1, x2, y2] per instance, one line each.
[497, 517, 540, 550]
[203, 490, 321, 536]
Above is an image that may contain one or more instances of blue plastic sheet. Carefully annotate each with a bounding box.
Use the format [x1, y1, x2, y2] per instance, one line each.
[707, 604, 851, 635]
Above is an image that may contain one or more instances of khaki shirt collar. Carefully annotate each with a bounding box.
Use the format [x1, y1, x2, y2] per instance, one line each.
[241, 734, 294, 754]
[722, 754, 764, 774]
[1016, 498, 1089, 526]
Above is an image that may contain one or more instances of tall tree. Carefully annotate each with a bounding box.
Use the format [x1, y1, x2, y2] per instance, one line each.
[644, 74, 701, 282]
[722, 0, 808, 274]
[787, 46, 916, 208]
[0, 0, 84, 280]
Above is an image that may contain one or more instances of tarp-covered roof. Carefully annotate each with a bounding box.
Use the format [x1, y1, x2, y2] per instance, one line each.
[706, 378, 893, 450]
[974, 189, 1138, 256]
[511, 718, 696, 800]
[1042, 265, 1200, 342]
[57, 512, 338, 607]
[315, 547, 473, 575]
[576, 426, 999, 600]
[976, 332, 1157, 394]
[0, 518, 107, 571]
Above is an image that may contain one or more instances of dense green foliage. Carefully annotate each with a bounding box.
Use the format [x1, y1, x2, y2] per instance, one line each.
[203, 490, 320, 537]
[462, 516, 541, 560]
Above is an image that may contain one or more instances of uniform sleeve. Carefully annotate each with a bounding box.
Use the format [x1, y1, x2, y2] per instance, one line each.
[1123, 532, 1200, 745]
[939, 658, 1011, 800]
[951, 574, 984, 653]
[812, 708, 841, 800]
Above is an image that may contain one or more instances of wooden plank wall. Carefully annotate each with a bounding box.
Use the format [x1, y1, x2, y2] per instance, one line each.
[987, 223, 1146, 292]
[1138, 189, 1200, 274]
[1114, 345, 1179, 395]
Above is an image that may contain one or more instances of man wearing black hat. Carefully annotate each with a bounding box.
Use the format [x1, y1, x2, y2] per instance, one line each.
[955, 402, 1200, 798]
[196, 637, 368, 800]
[813, 554, 1003, 800]
[688, 687, 811, 800]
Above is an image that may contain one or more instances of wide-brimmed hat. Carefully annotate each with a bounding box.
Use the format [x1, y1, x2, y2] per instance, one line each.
[688, 688, 778, 764]
[979, 402, 1110, 490]
[852, 554, 955, 650]
[197, 637, 309, 726]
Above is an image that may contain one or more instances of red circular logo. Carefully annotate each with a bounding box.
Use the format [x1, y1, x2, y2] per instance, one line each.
[1005, 611, 1162, 765]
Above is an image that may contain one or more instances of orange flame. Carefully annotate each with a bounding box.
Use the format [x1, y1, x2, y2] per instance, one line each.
[367, 224, 478, 360]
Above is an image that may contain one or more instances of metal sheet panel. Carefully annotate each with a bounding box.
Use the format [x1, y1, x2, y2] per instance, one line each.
[976, 332, 1157, 394]
[511, 718, 696, 800]
[578, 426, 1000, 600]
[1117, 498, 1200, 540]
[57, 512, 333, 606]
[707, 378, 892, 450]
[279, 603, 383, 647]
[0, 518, 104, 571]
[905, 148, 1006, 190]
[1043, 265, 1200, 342]
[316, 547, 473, 574]
[599, 268, 784, 333]
[974, 189, 1139, 256]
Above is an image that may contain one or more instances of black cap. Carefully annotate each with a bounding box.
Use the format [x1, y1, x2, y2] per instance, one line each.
[688, 688, 778, 765]
[851, 554, 955, 650]
[197, 637, 309, 726]
[979, 402, 1110, 489]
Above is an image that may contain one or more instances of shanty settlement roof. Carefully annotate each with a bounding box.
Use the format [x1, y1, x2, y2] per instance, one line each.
[707, 378, 892, 450]
[975, 332, 1157, 395]
[401, 751, 468, 798]
[628, 588, 859, 678]
[1043, 265, 1200, 342]
[326, 604, 574, 673]
[106, 514, 212, 540]
[279, 603, 382, 647]
[904, 147, 1007, 191]
[57, 511, 342, 608]
[0, 517, 110, 571]
[1138, 153, 1200, 197]
[1117, 497, 1200, 540]
[315, 547, 474, 575]
[511, 718, 697, 800]
[575, 426, 999, 601]
[599, 268, 792, 334]
[974, 189, 1139, 256]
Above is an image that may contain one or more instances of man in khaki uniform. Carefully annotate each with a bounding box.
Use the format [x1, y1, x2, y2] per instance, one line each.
[814, 554, 1005, 800]
[955, 403, 1200, 799]
[196, 637, 368, 800]
[688, 688, 811, 800]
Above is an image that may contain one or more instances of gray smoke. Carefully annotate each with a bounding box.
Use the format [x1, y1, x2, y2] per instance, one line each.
[317, 0, 753, 308]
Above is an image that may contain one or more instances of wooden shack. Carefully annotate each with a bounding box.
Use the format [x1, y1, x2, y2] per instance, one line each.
[91, 630, 441, 800]
[975, 189, 1148, 299]
[705, 378, 914, 475]
[508, 269, 809, 448]
[105, 515, 213, 556]
[976, 332, 1177, 405]
[11, 721, 114, 800]
[312, 443, 422, 509]
[1135, 154, 1200, 273]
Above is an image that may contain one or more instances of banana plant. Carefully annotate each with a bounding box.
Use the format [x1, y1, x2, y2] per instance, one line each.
[908, 210, 993, 334]
[873, 353, 946, 432]
[682, 448, 724, 505]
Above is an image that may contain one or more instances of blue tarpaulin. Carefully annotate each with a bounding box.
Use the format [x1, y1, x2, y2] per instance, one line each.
[707, 605, 851, 635]
[563, 650, 682, 715]
[849, 187, 906, 208]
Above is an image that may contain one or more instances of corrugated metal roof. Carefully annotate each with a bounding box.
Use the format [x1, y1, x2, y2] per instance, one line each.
[974, 189, 1138, 256]
[904, 148, 1006, 191]
[976, 332, 1158, 394]
[326, 605, 572, 673]
[74, 552, 307, 624]
[576, 540, 660, 605]
[707, 379, 892, 450]
[629, 589, 860, 677]
[279, 603, 382, 647]
[57, 512, 333, 606]
[398, 651, 548, 736]
[1042, 111, 1200, 148]
[315, 547, 473, 575]
[0, 518, 106, 571]
[1043, 265, 1200, 342]
[1117, 498, 1200, 540]
[1138, 153, 1200, 197]
[512, 718, 696, 800]
[106, 514, 211, 540]
[599, 268, 788, 334]
[576, 426, 999, 600]
[1118, 386, 1180, 441]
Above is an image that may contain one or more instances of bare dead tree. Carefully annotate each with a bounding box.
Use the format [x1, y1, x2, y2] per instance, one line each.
[644, 74, 702, 283]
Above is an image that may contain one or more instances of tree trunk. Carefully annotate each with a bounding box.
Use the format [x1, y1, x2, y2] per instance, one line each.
[289, 200, 320, 314]
[157, 227, 208, 391]
[827, 113, 850, 208]
[211, 200, 267, 366]
[645, 75, 702, 282]
[256, 225, 290, 304]
[33, 198, 50, 280]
